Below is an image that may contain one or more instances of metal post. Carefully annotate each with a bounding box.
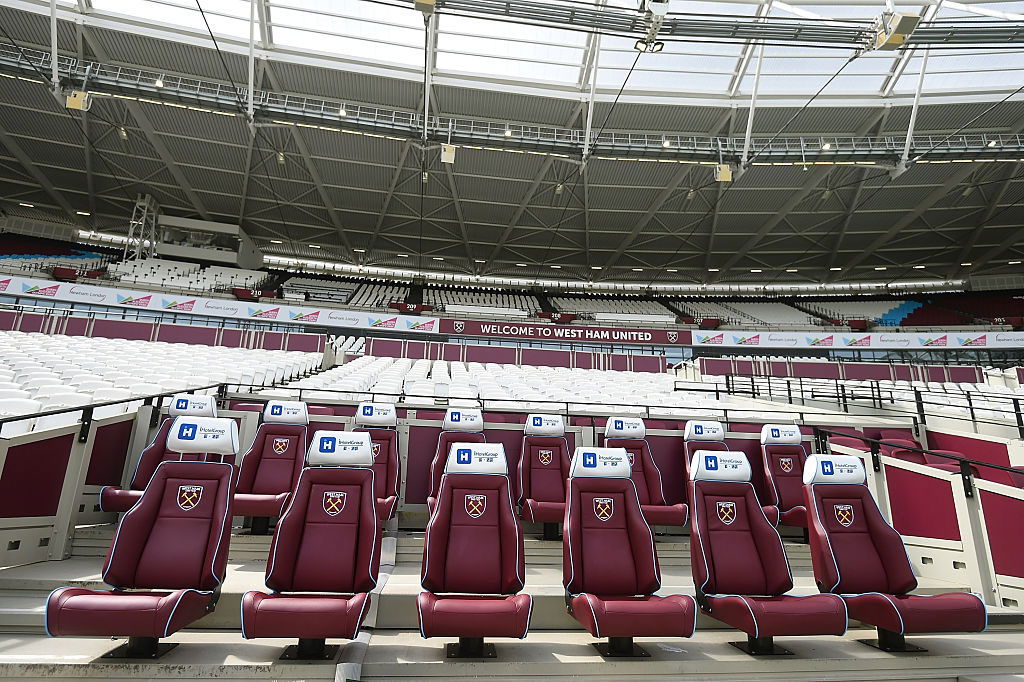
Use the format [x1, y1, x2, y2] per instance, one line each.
[581, 32, 602, 167]
[900, 48, 930, 168]
[50, 0, 59, 91]
[247, 0, 256, 126]
[1014, 398, 1024, 439]
[740, 42, 764, 170]
[421, 13, 437, 143]
[913, 388, 927, 425]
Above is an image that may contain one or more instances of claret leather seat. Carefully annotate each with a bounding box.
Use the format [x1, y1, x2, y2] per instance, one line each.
[517, 413, 571, 539]
[563, 447, 696, 657]
[233, 400, 309, 534]
[689, 449, 847, 656]
[100, 393, 218, 513]
[603, 417, 687, 527]
[682, 420, 728, 504]
[418, 442, 532, 658]
[353, 402, 401, 521]
[803, 454, 987, 653]
[427, 407, 486, 514]
[760, 424, 809, 528]
[46, 416, 238, 659]
[241, 430, 381, 660]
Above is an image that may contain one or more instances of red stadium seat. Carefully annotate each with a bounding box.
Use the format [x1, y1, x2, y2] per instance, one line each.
[760, 424, 808, 528]
[689, 449, 846, 655]
[803, 454, 987, 652]
[682, 420, 728, 505]
[100, 394, 219, 513]
[563, 447, 696, 657]
[241, 430, 381, 660]
[603, 417, 687, 527]
[517, 413, 571, 538]
[353, 402, 401, 521]
[234, 400, 309, 533]
[418, 442, 531, 658]
[427, 407, 486, 514]
[827, 435, 870, 452]
[46, 416, 237, 659]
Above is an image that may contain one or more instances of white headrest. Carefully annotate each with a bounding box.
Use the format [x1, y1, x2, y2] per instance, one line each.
[167, 416, 239, 456]
[443, 442, 507, 475]
[306, 430, 374, 467]
[569, 447, 631, 479]
[684, 420, 725, 442]
[690, 450, 752, 482]
[525, 413, 564, 436]
[355, 402, 397, 427]
[264, 400, 308, 425]
[803, 454, 866, 485]
[443, 407, 483, 432]
[760, 423, 802, 445]
[168, 394, 217, 418]
[604, 416, 646, 439]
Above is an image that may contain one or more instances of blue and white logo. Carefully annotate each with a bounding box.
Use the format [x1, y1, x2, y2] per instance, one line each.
[451, 411, 461, 423]
[320, 436, 336, 453]
[175, 398, 189, 410]
[614, 419, 623, 430]
[362, 405, 374, 416]
[178, 423, 197, 440]
[821, 460, 835, 476]
[770, 427, 781, 439]
[693, 424, 704, 435]
[705, 454, 719, 470]
[532, 416, 542, 427]
[457, 448, 472, 464]
[270, 405, 283, 416]
[583, 452, 597, 468]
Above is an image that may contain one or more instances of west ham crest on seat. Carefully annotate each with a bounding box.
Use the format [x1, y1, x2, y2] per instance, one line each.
[272, 437, 290, 454]
[177, 484, 202, 511]
[594, 497, 614, 521]
[538, 449, 553, 465]
[465, 494, 486, 518]
[834, 503, 854, 527]
[371, 442, 381, 459]
[717, 500, 736, 525]
[779, 457, 794, 473]
[323, 491, 346, 516]
[626, 452, 635, 466]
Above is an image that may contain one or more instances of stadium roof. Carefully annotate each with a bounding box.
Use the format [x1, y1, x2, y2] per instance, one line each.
[2, 0, 1024, 290]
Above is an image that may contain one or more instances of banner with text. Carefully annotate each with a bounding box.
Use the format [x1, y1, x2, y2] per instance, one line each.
[439, 319, 692, 345]
[691, 330, 1024, 349]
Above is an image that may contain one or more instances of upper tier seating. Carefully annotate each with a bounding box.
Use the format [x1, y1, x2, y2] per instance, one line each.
[724, 302, 820, 327]
[354, 402, 401, 520]
[0, 234, 107, 273]
[517, 413, 571, 532]
[803, 300, 914, 325]
[689, 450, 847, 656]
[674, 299, 758, 325]
[45, 416, 238, 659]
[423, 287, 539, 317]
[803, 454, 987, 652]
[427, 408, 486, 513]
[108, 259, 269, 293]
[603, 417, 688, 527]
[563, 447, 696, 657]
[551, 296, 675, 324]
[418, 442, 532, 658]
[241, 430, 381, 660]
[760, 424, 809, 528]
[347, 283, 410, 309]
[280, 276, 356, 304]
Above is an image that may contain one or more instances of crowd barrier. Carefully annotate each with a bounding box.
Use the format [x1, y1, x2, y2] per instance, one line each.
[698, 357, 984, 383]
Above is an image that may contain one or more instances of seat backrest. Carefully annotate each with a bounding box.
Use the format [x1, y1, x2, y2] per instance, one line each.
[604, 416, 666, 506]
[563, 447, 661, 597]
[890, 447, 929, 465]
[128, 394, 219, 491]
[236, 400, 308, 495]
[103, 417, 238, 590]
[803, 454, 917, 595]
[879, 438, 920, 456]
[828, 436, 869, 452]
[760, 424, 808, 512]
[266, 430, 380, 593]
[682, 420, 727, 483]
[354, 402, 402, 504]
[518, 413, 570, 504]
[690, 450, 793, 597]
[428, 407, 486, 501]
[422, 442, 523, 595]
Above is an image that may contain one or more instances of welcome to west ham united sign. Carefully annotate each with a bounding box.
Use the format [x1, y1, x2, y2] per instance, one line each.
[439, 319, 691, 345]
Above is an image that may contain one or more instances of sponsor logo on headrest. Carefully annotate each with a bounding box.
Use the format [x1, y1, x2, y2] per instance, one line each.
[614, 419, 624, 431]
[272, 437, 290, 454]
[779, 457, 794, 473]
[319, 436, 336, 453]
[594, 497, 614, 521]
[705, 454, 719, 471]
[175, 398, 189, 411]
[178, 423, 197, 440]
[583, 452, 597, 468]
[270, 405, 283, 417]
[451, 411, 461, 422]
[694, 424, 704, 435]
[177, 485, 202, 511]
[532, 416, 543, 427]
[717, 500, 736, 525]
[538, 449, 553, 466]
[177, 422, 227, 441]
[770, 427, 781, 439]
[456, 448, 472, 465]
[465, 494, 486, 519]
[323, 491, 346, 516]
[362, 405, 375, 417]
[821, 460, 835, 476]
[834, 504, 854, 527]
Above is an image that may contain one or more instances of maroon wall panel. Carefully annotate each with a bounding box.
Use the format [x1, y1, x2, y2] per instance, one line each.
[84, 420, 136, 486]
[609, 354, 629, 371]
[630, 354, 665, 373]
[521, 348, 570, 368]
[261, 331, 284, 350]
[926, 366, 947, 383]
[927, 430, 1011, 469]
[91, 319, 153, 341]
[700, 358, 733, 376]
[367, 338, 403, 358]
[733, 360, 754, 376]
[156, 323, 218, 345]
[0, 433, 75, 517]
[405, 341, 427, 359]
[284, 333, 325, 352]
[947, 366, 982, 383]
[791, 362, 841, 379]
[843, 363, 892, 380]
[441, 344, 463, 361]
[981, 490, 1024, 579]
[466, 345, 517, 364]
[892, 364, 913, 381]
[0, 310, 17, 331]
[63, 316, 89, 336]
[769, 361, 789, 377]
[18, 313, 45, 333]
[219, 329, 242, 348]
[886, 467, 960, 541]
[574, 352, 593, 370]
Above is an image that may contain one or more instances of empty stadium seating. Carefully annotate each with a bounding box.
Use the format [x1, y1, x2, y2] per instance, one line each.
[551, 296, 675, 324]
[241, 430, 381, 660]
[108, 259, 269, 293]
[0, 235, 108, 273]
[517, 413, 571, 537]
[347, 282, 410, 309]
[690, 449, 846, 655]
[427, 407, 486, 512]
[803, 454, 987, 652]
[760, 424, 809, 529]
[423, 286, 539, 317]
[563, 447, 696, 657]
[280, 276, 356, 304]
[603, 417, 688, 527]
[418, 442, 531, 658]
[353, 402, 401, 520]
[682, 419, 728, 494]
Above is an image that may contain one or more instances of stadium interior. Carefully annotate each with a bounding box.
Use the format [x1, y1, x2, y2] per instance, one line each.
[1, 0, 1024, 680]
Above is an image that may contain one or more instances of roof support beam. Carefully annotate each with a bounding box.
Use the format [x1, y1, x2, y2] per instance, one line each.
[366, 140, 413, 254]
[951, 162, 1022, 275]
[600, 164, 692, 268]
[485, 155, 556, 265]
[727, 1, 772, 97]
[0, 127, 78, 220]
[441, 162, 478, 265]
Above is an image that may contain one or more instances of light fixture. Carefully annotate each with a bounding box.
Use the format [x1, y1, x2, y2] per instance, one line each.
[76, 210, 90, 216]
[550, 265, 561, 269]
[397, 253, 409, 258]
[118, 126, 128, 141]
[634, 39, 664, 52]
[962, 185, 974, 198]
[661, 136, 671, 148]
[308, 244, 321, 249]
[829, 267, 842, 271]
[686, 189, 696, 200]
[555, 183, 564, 195]
[504, 127, 512, 137]
[432, 257, 444, 261]
[474, 259, 485, 263]
[276, 151, 286, 165]
[708, 268, 719, 272]
[786, 268, 798, 273]
[339, 106, 347, 117]
[632, 268, 643, 272]
[1010, 260, 1022, 265]
[667, 268, 678, 273]
[353, 248, 366, 253]
[960, 262, 972, 266]
[913, 265, 925, 269]
[270, 239, 283, 244]
[155, 77, 164, 88]
[821, 142, 832, 150]
[591, 266, 602, 270]
[750, 269, 762, 273]
[988, 140, 998, 148]
[874, 266, 887, 270]
[18, 202, 33, 208]
[516, 263, 527, 267]
[421, 171, 429, 184]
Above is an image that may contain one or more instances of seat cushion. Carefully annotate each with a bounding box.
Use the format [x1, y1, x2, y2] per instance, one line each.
[779, 506, 807, 528]
[523, 499, 565, 524]
[704, 594, 847, 638]
[241, 591, 370, 639]
[377, 495, 399, 521]
[99, 487, 142, 513]
[417, 592, 532, 638]
[233, 492, 289, 517]
[569, 593, 696, 638]
[45, 587, 212, 637]
[640, 503, 688, 527]
[844, 592, 986, 634]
